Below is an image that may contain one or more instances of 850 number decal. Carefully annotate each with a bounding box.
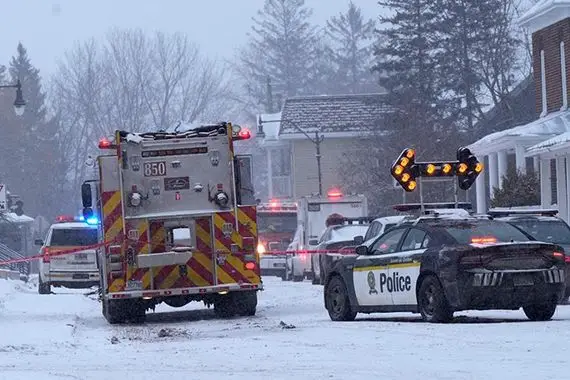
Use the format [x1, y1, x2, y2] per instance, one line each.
[143, 161, 167, 177]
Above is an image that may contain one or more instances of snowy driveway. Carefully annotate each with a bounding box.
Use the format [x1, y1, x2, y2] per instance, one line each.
[0, 276, 569, 380]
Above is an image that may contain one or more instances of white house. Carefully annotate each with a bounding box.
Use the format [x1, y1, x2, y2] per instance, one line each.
[468, 0, 570, 222]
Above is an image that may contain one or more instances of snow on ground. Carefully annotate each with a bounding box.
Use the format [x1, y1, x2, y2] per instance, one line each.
[1, 276, 570, 380]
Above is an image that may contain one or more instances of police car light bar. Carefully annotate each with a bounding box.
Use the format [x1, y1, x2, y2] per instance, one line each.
[393, 202, 473, 212]
[487, 208, 558, 217]
[341, 216, 376, 225]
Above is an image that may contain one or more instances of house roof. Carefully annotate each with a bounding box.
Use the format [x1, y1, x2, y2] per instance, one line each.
[279, 93, 390, 136]
[468, 109, 570, 155]
[518, 0, 570, 33]
[526, 111, 570, 155]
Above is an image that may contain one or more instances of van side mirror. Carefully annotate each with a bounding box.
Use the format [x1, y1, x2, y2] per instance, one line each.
[353, 235, 364, 245]
[34, 239, 44, 246]
[355, 245, 368, 256]
[308, 239, 319, 246]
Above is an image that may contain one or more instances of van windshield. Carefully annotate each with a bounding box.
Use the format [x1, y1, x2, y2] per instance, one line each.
[50, 228, 98, 246]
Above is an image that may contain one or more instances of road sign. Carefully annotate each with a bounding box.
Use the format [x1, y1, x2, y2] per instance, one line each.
[0, 184, 6, 212]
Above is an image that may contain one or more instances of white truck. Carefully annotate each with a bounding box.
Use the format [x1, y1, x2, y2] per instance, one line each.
[284, 189, 368, 282]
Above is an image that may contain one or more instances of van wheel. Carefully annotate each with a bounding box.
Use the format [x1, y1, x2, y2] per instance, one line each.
[38, 276, 51, 295]
[418, 275, 453, 323]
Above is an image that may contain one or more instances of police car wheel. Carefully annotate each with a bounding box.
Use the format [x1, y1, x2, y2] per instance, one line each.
[522, 296, 557, 321]
[325, 275, 356, 321]
[418, 275, 453, 323]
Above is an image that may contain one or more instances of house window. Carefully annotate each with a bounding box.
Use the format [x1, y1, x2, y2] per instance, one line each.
[270, 147, 291, 176]
[541, 49, 548, 116]
[561, 41, 568, 110]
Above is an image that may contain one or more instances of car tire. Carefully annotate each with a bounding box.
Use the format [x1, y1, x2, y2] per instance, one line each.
[311, 259, 319, 285]
[325, 275, 357, 321]
[418, 275, 453, 323]
[38, 276, 51, 295]
[523, 297, 558, 321]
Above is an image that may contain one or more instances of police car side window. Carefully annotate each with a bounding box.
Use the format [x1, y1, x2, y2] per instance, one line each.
[364, 222, 377, 241]
[401, 228, 426, 251]
[370, 228, 407, 255]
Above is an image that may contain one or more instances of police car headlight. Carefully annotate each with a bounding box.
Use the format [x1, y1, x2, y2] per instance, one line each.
[129, 192, 142, 207]
[215, 191, 229, 207]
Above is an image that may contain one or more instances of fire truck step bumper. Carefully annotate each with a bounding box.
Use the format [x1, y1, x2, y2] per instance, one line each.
[108, 283, 263, 299]
[137, 251, 193, 268]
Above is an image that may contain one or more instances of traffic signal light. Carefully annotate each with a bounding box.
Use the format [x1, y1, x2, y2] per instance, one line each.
[391, 148, 418, 192]
[456, 147, 483, 190]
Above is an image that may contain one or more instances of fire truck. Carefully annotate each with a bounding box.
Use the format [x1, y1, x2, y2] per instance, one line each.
[80, 122, 261, 324]
[256, 200, 297, 279]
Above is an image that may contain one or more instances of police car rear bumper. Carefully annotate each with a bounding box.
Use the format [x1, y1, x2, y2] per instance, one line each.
[444, 268, 566, 310]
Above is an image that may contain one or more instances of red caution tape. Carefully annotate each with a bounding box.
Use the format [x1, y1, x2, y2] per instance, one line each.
[0, 238, 120, 266]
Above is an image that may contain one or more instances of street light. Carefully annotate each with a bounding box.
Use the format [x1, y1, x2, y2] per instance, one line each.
[257, 115, 325, 196]
[0, 79, 26, 116]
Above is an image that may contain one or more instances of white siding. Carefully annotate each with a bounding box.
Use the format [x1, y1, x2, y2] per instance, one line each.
[291, 138, 354, 198]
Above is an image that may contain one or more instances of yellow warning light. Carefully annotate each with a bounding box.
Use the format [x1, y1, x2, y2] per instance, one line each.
[401, 173, 410, 182]
[407, 180, 417, 191]
[394, 165, 404, 175]
[458, 163, 468, 174]
[475, 162, 483, 173]
[405, 149, 415, 159]
[400, 157, 410, 167]
[426, 164, 436, 175]
[442, 163, 452, 174]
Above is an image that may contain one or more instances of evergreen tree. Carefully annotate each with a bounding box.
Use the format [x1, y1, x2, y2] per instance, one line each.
[324, 1, 377, 94]
[491, 169, 540, 207]
[237, 0, 319, 108]
[0, 65, 5, 84]
[4, 43, 68, 219]
[434, 0, 509, 131]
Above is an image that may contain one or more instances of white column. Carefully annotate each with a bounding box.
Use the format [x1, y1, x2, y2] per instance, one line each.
[497, 150, 508, 189]
[515, 145, 526, 173]
[540, 158, 552, 207]
[566, 157, 570, 222]
[557, 157, 568, 218]
[562, 41, 568, 111]
[541, 49, 548, 117]
[533, 156, 540, 174]
[476, 161, 487, 213]
[267, 148, 273, 199]
[488, 153, 498, 197]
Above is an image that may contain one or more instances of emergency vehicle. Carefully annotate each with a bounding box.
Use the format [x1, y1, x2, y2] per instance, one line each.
[285, 189, 368, 282]
[81, 122, 261, 324]
[256, 200, 297, 279]
[36, 215, 100, 294]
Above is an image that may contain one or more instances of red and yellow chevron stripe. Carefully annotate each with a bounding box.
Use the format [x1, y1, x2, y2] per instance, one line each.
[213, 210, 260, 285]
[151, 218, 215, 289]
[125, 219, 152, 290]
[101, 190, 125, 292]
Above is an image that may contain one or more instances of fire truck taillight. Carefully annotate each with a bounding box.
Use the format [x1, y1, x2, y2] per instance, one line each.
[257, 242, 266, 255]
[245, 262, 256, 271]
[237, 128, 251, 140]
[98, 137, 115, 149]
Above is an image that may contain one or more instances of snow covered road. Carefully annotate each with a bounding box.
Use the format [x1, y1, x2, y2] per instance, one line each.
[1, 276, 570, 380]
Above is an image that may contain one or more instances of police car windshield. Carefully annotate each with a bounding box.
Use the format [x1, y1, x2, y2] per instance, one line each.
[508, 220, 570, 244]
[438, 220, 531, 244]
[257, 214, 297, 233]
[50, 228, 98, 246]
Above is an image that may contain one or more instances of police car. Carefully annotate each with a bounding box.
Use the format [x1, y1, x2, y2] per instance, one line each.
[36, 215, 100, 294]
[323, 208, 567, 323]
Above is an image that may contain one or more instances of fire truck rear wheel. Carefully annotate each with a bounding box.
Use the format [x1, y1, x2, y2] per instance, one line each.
[103, 298, 127, 324]
[214, 294, 237, 318]
[235, 291, 257, 316]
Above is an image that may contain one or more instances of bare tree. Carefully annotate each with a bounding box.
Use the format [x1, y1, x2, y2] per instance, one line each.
[49, 28, 235, 195]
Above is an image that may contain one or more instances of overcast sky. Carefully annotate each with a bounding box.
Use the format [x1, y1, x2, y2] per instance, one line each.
[1, 0, 380, 80]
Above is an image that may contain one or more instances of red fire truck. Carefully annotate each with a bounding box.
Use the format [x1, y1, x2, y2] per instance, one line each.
[256, 200, 297, 279]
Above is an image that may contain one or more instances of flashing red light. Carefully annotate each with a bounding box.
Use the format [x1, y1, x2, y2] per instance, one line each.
[327, 188, 343, 198]
[245, 262, 256, 270]
[270, 199, 280, 208]
[98, 138, 112, 149]
[471, 236, 497, 244]
[56, 215, 74, 223]
[238, 128, 251, 140]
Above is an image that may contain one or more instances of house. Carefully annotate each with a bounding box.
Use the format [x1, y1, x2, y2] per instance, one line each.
[256, 93, 389, 200]
[467, 0, 570, 221]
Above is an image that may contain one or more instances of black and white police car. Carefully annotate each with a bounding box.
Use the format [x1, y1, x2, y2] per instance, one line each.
[323, 207, 567, 323]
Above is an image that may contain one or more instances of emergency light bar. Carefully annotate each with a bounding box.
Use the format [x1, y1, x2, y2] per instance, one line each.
[393, 202, 473, 212]
[55, 215, 99, 225]
[487, 208, 559, 218]
[341, 216, 376, 225]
